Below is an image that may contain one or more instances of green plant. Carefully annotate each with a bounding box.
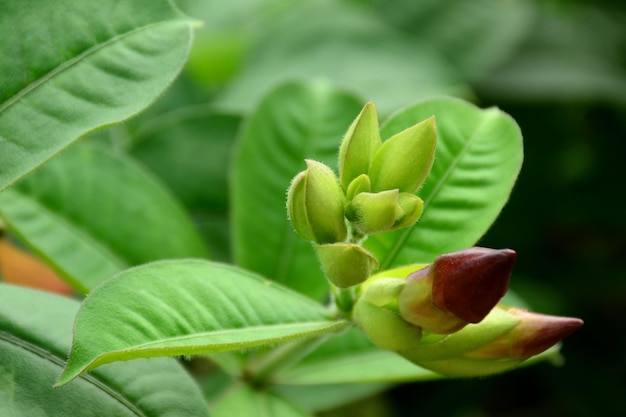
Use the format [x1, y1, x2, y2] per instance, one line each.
[0, 1, 585, 416]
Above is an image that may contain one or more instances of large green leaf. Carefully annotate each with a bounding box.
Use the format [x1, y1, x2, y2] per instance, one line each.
[273, 327, 439, 385]
[212, 384, 312, 417]
[216, 2, 469, 116]
[57, 260, 346, 386]
[231, 81, 363, 300]
[0, 283, 208, 416]
[0, 143, 208, 293]
[127, 109, 241, 262]
[0, 0, 194, 191]
[365, 97, 523, 269]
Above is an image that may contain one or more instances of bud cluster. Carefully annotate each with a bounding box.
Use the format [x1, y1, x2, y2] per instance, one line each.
[353, 247, 583, 376]
[286, 102, 436, 288]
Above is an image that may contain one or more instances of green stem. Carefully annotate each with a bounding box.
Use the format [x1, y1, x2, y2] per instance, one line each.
[245, 334, 330, 388]
[332, 285, 357, 319]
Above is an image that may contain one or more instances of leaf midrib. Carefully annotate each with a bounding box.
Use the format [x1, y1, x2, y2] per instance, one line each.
[0, 19, 186, 115]
[379, 110, 498, 269]
[0, 330, 148, 417]
[126, 320, 345, 350]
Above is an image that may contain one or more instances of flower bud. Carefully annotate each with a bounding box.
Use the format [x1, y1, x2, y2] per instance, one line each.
[394, 193, 424, 229]
[465, 307, 584, 360]
[338, 102, 381, 190]
[346, 191, 424, 236]
[315, 243, 379, 288]
[346, 190, 402, 235]
[369, 116, 436, 193]
[353, 278, 422, 350]
[411, 307, 583, 377]
[286, 160, 347, 244]
[398, 247, 515, 334]
[345, 174, 371, 201]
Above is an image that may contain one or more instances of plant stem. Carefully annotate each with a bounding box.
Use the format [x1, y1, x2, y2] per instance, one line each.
[332, 285, 356, 318]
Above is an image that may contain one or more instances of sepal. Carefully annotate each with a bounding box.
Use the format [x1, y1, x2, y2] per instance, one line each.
[315, 242, 379, 288]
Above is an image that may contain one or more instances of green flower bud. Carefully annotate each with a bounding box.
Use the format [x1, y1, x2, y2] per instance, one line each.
[353, 298, 422, 352]
[369, 116, 436, 193]
[345, 174, 371, 201]
[394, 193, 424, 229]
[346, 191, 423, 235]
[338, 102, 381, 190]
[315, 243, 379, 288]
[346, 190, 402, 235]
[286, 160, 347, 244]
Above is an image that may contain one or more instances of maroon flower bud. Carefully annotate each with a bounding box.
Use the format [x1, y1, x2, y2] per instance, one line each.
[466, 308, 584, 359]
[398, 247, 516, 334]
[432, 247, 516, 323]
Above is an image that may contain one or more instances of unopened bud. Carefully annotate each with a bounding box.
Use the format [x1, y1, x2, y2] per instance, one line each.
[346, 191, 424, 236]
[338, 102, 381, 190]
[369, 116, 436, 193]
[286, 160, 347, 244]
[398, 247, 515, 334]
[345, 174, 371, 201]
[465, 307, 584, 360]
[412, 307, 583, 377]
[353, 278, 422, 351]
[315, 243, 379, 288]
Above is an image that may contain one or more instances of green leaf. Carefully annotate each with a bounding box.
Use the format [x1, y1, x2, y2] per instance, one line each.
[376, 0, 536, 80]
[231, 81, 363, 300]
[0, 143, 208, 293]
[212, 384, 312, 417]
[0, 283, 208, 416]
[273, 327, 440, 385]
[57, 260, 346, 386]
[129, 109, 241, 213]
[477, 4, 626, 105]
[215, 2, 469, 116]
[365, 97, 523, 269]
[0, 0, 194, 191]
[127, 109, 241, 262]
[274, 383, 389, 414]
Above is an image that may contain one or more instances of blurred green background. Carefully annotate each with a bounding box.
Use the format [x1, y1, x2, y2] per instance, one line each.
[108, 0, 626, 415]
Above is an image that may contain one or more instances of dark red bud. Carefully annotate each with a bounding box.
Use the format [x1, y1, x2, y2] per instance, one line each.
[432, 247, 516, 323]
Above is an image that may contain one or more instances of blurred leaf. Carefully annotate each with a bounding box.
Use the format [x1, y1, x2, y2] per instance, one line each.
[0, 283, 208, 416]
[274, 327, 439, 385]
[129, 108, 240, 211]
[477, 4, 626, 105]
[0, 143, 208, 293]
[375, 0, 536, 80]
[231, 81, 363, 300]
[274, 383, 389, 414]
[58, 260, 346, 385]
[212, 384, 312, 417]
[216, 2, 469, 115]
[0, 0, 194, 191]
[365, 97, 523, 269]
